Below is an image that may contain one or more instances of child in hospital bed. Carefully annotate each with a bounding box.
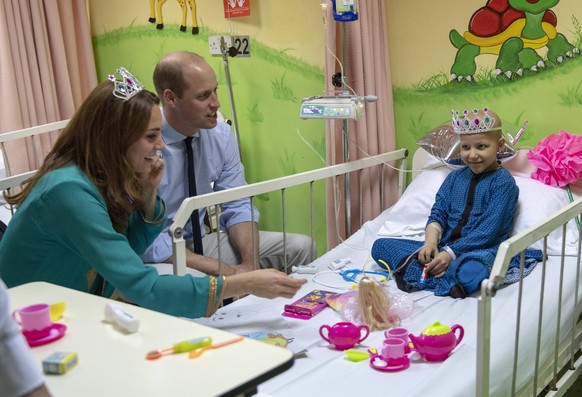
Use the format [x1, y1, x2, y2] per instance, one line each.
[371, 108, 540, 298]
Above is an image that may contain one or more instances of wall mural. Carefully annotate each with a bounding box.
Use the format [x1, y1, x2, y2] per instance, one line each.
[148, 0, 200, 34]
[90, 1, 581, 252]
[450, 0, 579, 82]
[92, 1, 327, 254]
[391, 0, 582, 179]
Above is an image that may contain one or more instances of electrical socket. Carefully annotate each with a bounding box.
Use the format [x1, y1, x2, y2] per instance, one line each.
[208, 35, 233, 55]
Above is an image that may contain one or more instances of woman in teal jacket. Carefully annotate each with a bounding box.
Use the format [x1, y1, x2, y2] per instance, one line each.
[0, 68, 305, 318]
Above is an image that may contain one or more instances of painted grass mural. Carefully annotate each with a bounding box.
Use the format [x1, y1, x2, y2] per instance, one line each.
[91, 6, 582, 255]
[395, 10, 582, 181]
[93, 24, 328, 254]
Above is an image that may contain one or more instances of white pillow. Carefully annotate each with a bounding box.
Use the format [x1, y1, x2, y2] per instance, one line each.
[378, 167, 580, 256]
[377, 167, 449, 239]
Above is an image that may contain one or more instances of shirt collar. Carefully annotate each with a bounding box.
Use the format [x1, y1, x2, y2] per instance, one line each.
[161, 111, 200, 145]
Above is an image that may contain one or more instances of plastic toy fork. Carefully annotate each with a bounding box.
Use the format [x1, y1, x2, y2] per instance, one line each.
[188, 336, 244, 359]
[146, 337, 212, 360]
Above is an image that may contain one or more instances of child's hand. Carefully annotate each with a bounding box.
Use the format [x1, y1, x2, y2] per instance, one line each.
[425, 251, 453, 278]
[419, 243, 438, 265]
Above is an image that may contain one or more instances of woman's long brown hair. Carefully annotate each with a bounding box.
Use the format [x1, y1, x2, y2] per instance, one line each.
[5, 81, 160, 232]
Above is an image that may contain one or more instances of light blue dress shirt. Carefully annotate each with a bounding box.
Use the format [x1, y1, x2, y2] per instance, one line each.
[142, 114, 259, 263]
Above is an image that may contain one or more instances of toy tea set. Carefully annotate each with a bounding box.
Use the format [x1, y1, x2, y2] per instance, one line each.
[12, 302, 67, 347]
[319, 320, 464, 372]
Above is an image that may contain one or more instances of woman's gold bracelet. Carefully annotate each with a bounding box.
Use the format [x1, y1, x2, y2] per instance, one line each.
[140, 196, 166, 225]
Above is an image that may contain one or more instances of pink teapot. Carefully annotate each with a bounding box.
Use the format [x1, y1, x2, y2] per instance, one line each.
[408, 321, 464, 362]
[319, 322, 370, 351]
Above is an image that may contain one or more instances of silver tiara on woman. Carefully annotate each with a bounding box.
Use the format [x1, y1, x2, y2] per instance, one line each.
[108, 67, 144, 101]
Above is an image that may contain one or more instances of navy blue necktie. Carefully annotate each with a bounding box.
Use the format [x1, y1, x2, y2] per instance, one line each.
[184, 136, 204, 255]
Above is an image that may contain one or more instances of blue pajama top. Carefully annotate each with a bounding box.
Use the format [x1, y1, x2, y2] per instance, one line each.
[429, 166, 518, 255]
[372, 166, 540, 296]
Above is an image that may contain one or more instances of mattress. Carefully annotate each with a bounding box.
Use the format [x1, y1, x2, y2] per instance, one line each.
[191, 205, 580, 397]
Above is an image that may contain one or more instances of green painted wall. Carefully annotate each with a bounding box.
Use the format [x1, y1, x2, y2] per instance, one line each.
[89, 1, 329, 254]
[386, 0, 582, 170]
[89, 1, 582, 257]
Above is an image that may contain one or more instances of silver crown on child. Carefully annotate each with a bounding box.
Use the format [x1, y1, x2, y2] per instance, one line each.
[451, 108, 498, 135]
[108, 67, 144, 101]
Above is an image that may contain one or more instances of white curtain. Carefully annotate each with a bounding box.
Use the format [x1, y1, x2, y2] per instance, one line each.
[324, 0, 398, 248]
[0, 0, 97, 178]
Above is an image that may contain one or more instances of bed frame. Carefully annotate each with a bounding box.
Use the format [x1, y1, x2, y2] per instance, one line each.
[169, 147, 581, 396]
[1, 122, 581, 396]
[478, 194, 582, 396]
[169, 149, 409, 276]
[0, 120, 69, 193]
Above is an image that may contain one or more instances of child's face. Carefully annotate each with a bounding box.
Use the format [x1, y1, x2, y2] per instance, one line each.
[459, 132, 503, 174]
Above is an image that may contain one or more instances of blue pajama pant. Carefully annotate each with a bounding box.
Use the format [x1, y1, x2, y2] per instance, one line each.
[371, 238, 489, 295]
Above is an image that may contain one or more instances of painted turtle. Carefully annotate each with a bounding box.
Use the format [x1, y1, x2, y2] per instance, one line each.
[449, 0, 579, 81]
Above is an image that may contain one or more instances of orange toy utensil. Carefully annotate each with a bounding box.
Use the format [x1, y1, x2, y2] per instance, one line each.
[146, 347, 175, 360]
[146, 337, 212, 360]
[189, 336, 244, 359]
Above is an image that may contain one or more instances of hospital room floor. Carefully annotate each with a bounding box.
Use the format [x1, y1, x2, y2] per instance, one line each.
[565, 376, 582, 395]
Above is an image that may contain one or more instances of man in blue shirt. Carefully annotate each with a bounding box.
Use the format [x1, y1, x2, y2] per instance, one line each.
[142, 51, 314, 276]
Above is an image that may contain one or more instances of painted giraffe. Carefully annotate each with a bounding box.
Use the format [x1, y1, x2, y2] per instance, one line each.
[148, 0, 199, 35]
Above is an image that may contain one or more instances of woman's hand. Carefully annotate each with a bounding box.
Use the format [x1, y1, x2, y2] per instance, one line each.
[224, 269, 307, 299]
[144, 154, 164, 194]
[141, 155, 164, 220]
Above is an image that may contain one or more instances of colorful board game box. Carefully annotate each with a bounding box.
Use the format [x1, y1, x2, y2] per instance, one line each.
[282, 289, 339, 320]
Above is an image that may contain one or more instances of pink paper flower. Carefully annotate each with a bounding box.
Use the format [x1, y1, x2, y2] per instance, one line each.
[527, 131, 582, 188]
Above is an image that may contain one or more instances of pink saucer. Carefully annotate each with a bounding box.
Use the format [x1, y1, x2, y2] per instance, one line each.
[25, 323, 67, 348]
[369, 355, 410, 372]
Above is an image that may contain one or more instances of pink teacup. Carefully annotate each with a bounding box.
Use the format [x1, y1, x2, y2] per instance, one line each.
[13, 303, 52, 340]
[381, 337, 406, 366]
[385, 327, 411, 353]
[319, 321, 370, 350]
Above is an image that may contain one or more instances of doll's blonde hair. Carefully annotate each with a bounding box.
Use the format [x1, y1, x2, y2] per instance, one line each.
[358, 276, 399, 331]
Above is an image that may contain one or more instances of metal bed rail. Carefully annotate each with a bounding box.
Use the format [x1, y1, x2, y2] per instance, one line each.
[477, 196, 582, 397]
[169, 149, 409, 276]
[0, 120, 69, 192]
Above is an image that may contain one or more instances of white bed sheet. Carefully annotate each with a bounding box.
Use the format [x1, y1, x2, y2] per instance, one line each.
[187, 206, 580, 397]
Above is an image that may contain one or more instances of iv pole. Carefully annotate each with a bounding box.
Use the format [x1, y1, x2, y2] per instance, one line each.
[340, 23, 351, 237]
[219, 36, 242, 161]
[204, 37, 241, 234]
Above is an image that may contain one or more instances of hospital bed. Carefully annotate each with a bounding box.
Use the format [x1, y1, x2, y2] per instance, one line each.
[1, 121, 581, 396]
[0, 120, 69, 225]
[171, 148, 582, 397]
